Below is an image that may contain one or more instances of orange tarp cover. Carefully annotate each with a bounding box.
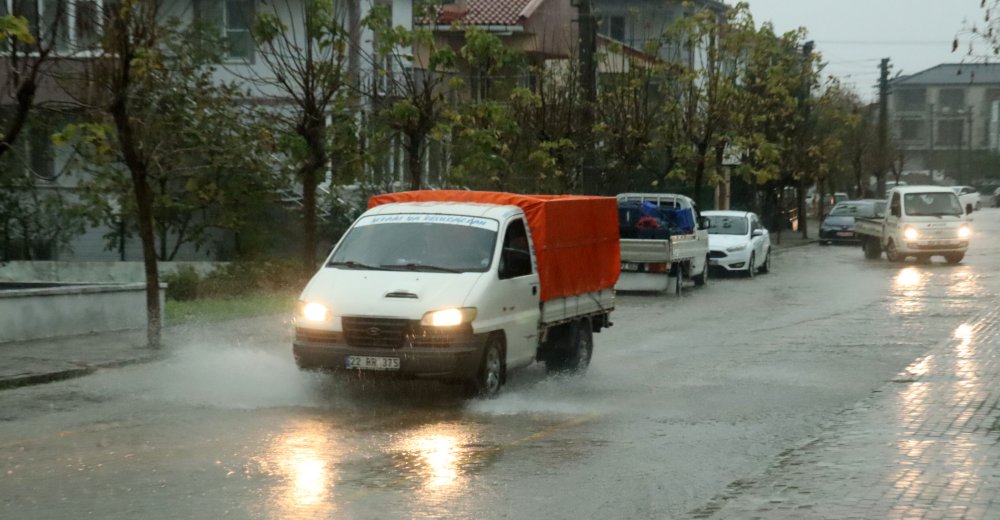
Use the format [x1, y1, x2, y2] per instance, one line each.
[369, 191, 621, 302]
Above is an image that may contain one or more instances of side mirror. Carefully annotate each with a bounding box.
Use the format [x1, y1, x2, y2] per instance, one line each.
[752, 229, 764, 238]
[698, 216, 711, 230]
[966, 206, 973, 215]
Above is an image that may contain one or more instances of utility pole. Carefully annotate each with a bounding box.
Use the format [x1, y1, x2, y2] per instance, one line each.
[797, 40, 814, 239]
[928, 102, 935, 181]
[877, 58, 891, 198]
[965, 105, 973, 185]
[577, 0, 598, 194]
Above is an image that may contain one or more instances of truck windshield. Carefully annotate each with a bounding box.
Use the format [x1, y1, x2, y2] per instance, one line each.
[328, 214, 499, 273]
[706, 216, 748, 236]
[903, 193, 963, 217]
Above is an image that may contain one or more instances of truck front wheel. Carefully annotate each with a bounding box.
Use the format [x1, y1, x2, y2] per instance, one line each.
[470, 336, 505, 399]
[693, 256, 709, 286]
[885, 240, 905, 263]
[545, 319, 593, 374]
[945, 253, 965, 264]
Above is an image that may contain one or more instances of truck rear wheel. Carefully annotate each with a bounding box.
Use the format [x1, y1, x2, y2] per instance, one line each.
[545, 319, 593, 374]
[863, 237, 882, 259]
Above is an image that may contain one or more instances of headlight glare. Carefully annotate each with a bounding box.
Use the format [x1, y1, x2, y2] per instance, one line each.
[301, 302, 331, 322]
[421, 307, 477, 327]
[903, 227, 919, 241]
[958, 226, 970, 239]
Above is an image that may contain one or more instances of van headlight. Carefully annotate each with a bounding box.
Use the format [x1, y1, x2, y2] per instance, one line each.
[903, 227, 919, 241]
[300, 302, 331, 322]
[421, 307, 477, 327]
[958, 225, 970, 239]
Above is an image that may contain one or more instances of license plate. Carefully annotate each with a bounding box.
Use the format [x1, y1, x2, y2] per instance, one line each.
[621, 262, 640, 272]
[836, 231, 854, 237]
[345, 355, 400, 371]
[922, 240, 958, 246]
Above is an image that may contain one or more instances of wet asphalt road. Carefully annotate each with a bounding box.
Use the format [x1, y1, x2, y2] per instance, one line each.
[2, 209, 999, 519]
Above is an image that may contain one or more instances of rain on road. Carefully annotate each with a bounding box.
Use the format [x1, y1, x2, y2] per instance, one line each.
[2, 209, 998, 519]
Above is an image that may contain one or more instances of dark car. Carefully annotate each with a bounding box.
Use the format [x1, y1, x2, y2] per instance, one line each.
[819, 199, 885, 245]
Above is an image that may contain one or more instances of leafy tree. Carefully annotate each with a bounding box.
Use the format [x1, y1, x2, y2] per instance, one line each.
[366, 2, 457, 191]
[59, 2, 271, 347]
[659, 4, 752, 207]
[251, 0, 357, 276]
[593, 39, 671, 194]
[732, 21, 816, 229]
[0, 7, 78, 260]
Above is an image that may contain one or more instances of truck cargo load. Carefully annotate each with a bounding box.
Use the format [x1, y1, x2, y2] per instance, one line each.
[369, 191, 621, 302]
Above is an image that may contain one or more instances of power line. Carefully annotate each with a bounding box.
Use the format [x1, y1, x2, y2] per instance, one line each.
[816, 40, 949, 46]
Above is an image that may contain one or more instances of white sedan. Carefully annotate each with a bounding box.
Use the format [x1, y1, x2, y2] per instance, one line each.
[703, 210, 771, 277]
[951, 186, 980, 213]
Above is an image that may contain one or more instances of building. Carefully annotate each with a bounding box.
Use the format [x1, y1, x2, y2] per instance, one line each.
[889, 63, 1000, 185]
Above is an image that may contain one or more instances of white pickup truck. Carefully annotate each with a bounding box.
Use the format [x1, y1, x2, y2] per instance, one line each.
[615, 193, 710, 293]
[855, 186, 972, 264]
[293, 191, 620, 398]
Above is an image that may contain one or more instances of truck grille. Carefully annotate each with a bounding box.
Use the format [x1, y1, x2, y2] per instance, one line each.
[295, 328, 341, 343]
[341, 317, 472, 349]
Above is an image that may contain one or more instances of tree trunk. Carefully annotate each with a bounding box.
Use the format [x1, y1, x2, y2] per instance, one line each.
[301, 165, 318, 276]
[797, 177, 807, 239]
[406, 134, 422, 191]
[131, 171, 162, 348]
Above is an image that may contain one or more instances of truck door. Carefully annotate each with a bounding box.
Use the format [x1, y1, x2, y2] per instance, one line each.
[494, 218, 541, 367]
[886, 192, 902, 245]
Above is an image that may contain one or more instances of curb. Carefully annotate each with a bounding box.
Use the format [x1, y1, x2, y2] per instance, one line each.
[0, 354, 165, 391]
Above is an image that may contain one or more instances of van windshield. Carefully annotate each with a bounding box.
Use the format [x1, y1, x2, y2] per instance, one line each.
[328, 214, 499, 273]
[903, 193, 963, 217]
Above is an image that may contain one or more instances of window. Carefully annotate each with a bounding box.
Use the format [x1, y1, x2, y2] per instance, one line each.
[899, 119, 925, 141]
[28, 125, 54, 180]
[937, 119, 964, 146]
[608, 15, 625, 42]
[895, 88, 925, 112]
[938, 89, 966, 113]
[196, 0, 255, 61]
[1, 0, 109, 53]
[499, 219, 532, 279]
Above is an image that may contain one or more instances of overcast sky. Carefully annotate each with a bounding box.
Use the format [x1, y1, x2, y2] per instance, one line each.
[744, 0, 987, 100]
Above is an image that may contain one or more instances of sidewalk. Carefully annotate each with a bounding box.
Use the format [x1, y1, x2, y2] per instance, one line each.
[0, 316, 292, 391]
[696, 299, 1000, 519]
[771, 218, 820, 251]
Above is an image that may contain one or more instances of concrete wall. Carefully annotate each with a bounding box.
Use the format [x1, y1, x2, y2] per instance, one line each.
[0, 283, 166, 343]
[0, 261, 226, 283]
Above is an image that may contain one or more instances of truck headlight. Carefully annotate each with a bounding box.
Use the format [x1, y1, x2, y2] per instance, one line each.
[903, 227, 919, 241]
[421, 307, 477, 327]
[300, 302, 331, 322]
[958, 225, 970, 239]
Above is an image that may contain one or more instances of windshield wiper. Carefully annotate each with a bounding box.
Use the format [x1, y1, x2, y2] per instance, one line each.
[381, 263, 462, 273]
[329, 260, 387, 270]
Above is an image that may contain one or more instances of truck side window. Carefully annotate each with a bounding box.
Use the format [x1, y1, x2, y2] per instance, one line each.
[890, 193, 901, 217]
[499, 219, 532, 279]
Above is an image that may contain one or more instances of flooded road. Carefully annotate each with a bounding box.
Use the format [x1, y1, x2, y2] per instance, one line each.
[2, 209, 999, 519]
